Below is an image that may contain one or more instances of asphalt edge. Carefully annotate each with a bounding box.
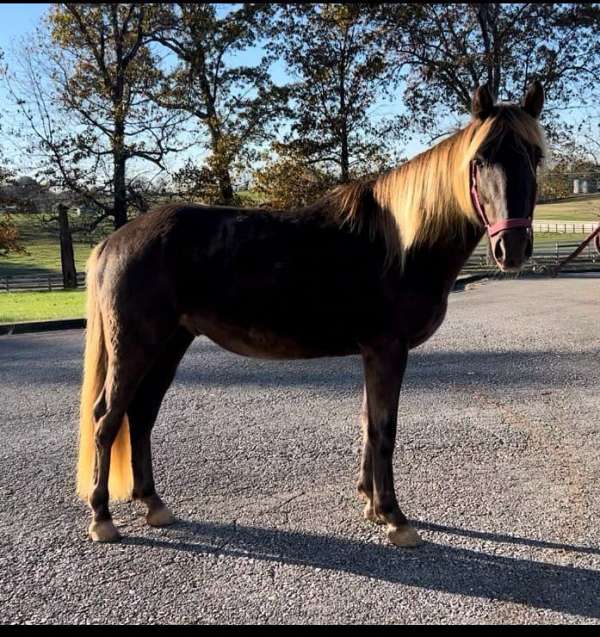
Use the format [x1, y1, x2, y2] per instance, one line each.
[0, 317, 86, 336]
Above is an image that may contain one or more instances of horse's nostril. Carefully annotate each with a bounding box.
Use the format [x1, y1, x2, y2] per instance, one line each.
[494, 237, 505, 263]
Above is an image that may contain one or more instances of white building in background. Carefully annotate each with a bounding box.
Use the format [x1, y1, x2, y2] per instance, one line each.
[573, 179, 598, 194]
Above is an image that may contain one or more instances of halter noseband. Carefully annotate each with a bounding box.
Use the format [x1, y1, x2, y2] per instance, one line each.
[470, 161, 533, 238]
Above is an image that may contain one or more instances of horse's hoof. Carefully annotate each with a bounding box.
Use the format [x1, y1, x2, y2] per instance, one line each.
[146, 506, 175, 527]
[363, 504, 386, 525]
[89, 520, 121, 543]
[387, 524, 423, 547]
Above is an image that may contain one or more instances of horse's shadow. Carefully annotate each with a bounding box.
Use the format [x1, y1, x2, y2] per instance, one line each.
[124, 517, 600, 619]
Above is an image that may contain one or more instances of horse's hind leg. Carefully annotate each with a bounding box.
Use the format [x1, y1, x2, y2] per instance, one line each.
[89, 347, 152, 542]
[127, 327, 194, 527]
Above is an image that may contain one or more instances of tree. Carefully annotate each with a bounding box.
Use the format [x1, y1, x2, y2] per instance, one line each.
[0, 213, 22, 257]
[0, 163, 25, 256]
[252, 146, 337, 209]
[373, 3, 600, 139]
[268, 3, 405, 186]
[0, 176, 51, 214]
[151, 3, 286, 204]
[6, 3, 184, 230]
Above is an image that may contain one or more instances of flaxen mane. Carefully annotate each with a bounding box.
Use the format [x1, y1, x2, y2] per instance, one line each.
[328, 105, 546, 264]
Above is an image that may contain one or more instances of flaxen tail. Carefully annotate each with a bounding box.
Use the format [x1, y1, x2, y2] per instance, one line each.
[77, 244, 133, 502]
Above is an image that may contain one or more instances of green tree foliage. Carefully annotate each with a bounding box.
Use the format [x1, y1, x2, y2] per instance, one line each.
[3, 1, 599, 219]
[373, 3, 600, 139]
[252, 145, 337, 209]
[0, 213, 22, 257]
[152, 3, 286, 204]
[267, 3, 404, 188]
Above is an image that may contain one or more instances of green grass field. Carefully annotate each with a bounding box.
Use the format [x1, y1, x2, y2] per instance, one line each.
[535, 193, 600, 221]
[474, 231, 588, 254]
[533, 231, 589, 244]
[0, 289, 86, 323]
[0, 212, 104, 278]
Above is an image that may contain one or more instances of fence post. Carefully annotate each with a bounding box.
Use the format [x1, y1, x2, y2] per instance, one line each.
[48, 275, 52, 291]
[555, 242, 559, 262]
[5, 276, 8, 292]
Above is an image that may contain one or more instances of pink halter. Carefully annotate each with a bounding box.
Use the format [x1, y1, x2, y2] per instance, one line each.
[470, 161, 532, 238]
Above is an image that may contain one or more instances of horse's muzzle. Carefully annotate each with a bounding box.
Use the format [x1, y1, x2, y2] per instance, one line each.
[491, 228, 533, 271]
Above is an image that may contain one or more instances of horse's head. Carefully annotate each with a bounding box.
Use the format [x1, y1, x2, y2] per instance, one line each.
[470, 81, 545, 272]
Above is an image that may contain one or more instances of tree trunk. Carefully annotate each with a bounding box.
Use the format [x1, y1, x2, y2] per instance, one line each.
[207, 124, 235, 205]
[217, 168, 234, 204]
[57, 204, 77, 289]
[340, 123, 350, 183]
[113, 154, 128, 229]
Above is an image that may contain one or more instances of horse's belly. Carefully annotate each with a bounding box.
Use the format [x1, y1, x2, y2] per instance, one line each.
[179, 313, 357, 360]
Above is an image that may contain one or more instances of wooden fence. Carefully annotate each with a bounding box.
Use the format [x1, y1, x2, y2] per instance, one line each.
[463, 240, 599, 273]
[2, 272, 86, 292]
[532, 222, 599, 234]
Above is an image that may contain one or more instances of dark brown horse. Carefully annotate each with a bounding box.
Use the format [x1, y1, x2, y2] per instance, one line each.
[77, 82, 545, 547]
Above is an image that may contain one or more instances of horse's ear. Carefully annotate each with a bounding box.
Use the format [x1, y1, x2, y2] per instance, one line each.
[472, 84, 494, 120]
[523, 80, 544, 119]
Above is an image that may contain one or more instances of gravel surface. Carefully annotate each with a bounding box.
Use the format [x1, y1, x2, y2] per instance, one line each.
[1, 274, 599, 625]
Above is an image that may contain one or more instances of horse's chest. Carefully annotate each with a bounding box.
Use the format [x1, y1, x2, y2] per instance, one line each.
[400, 297, 448, 348]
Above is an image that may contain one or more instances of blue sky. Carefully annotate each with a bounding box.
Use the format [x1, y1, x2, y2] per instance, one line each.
[0, 3, 48, 45]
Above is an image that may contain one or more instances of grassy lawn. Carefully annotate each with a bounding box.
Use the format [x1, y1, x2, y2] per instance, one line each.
[0, 289, 86, 323]
[0, 238, 94, 277]
[0, 212, 107, 277]
[535, 193, 600, 221]
[534, 231, 589, 244]
[474, 231, 588, 254]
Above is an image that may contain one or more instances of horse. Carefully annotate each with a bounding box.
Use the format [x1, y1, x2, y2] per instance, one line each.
[77, 82, 546, 547]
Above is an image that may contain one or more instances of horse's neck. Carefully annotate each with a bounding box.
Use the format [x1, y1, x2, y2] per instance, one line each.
[401, 225, 485, 296]
[446, 226, 485, 285]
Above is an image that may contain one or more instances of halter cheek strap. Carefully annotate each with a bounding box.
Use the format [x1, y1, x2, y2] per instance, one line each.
[470, 161, 532, 238]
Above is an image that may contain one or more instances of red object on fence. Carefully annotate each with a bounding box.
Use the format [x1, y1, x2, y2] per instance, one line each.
[552, 223, 600, 275]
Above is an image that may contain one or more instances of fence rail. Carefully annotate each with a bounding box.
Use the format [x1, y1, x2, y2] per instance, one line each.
[532, 221, 599, 234]
[464, 240, 599, 272]
[1, 272, 86, 292]
[1, 241, 598, 292]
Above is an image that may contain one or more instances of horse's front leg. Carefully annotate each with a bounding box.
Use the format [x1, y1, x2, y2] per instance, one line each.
[360, 338, 422, 547]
